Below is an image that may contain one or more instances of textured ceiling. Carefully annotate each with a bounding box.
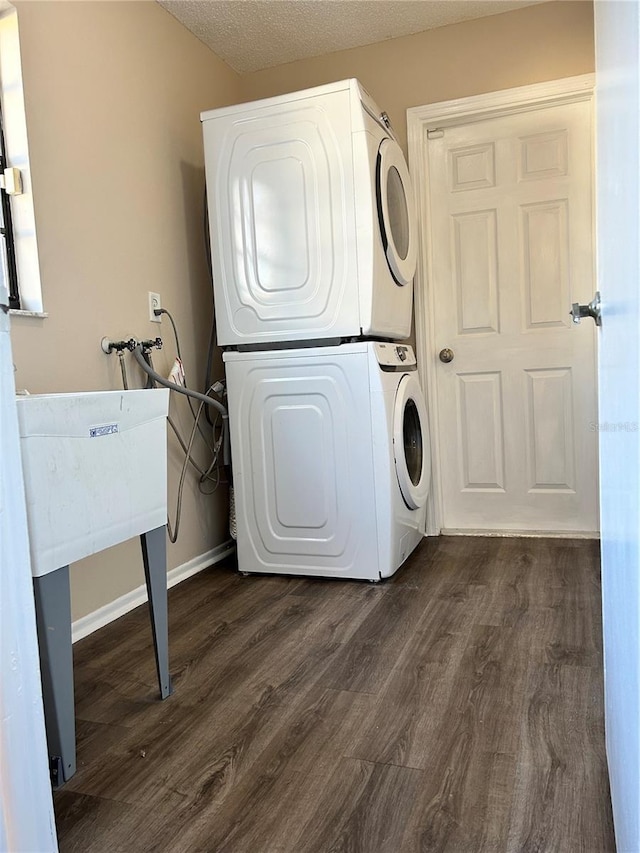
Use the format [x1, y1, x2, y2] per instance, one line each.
[158, 0, 548, 74]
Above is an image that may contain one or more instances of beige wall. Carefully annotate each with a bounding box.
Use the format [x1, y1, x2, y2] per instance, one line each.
[241, 1, 595, 153]
[10, 1, 242, 620]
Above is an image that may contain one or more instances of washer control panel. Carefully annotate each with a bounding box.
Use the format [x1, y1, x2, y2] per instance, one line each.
[374, 342, 416, 369]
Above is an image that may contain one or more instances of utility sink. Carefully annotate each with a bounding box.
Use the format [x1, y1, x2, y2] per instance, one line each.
[16, 389, 169, 577]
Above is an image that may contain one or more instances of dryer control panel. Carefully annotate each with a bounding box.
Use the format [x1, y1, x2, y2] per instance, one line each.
[374, 341, 416, 370]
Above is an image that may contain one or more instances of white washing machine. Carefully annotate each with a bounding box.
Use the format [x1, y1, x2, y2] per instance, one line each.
[202, 79, 418, 347]
[223, 341, 430, 581]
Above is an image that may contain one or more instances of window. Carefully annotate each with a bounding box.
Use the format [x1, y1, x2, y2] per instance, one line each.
[0, 102, 19, 308]
[0, 3, 44, 314]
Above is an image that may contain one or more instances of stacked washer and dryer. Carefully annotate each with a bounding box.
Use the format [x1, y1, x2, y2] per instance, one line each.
[201, 79, 431, 581]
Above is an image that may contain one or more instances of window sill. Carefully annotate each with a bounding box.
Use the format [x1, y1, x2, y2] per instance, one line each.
[9, 309, 48, 318]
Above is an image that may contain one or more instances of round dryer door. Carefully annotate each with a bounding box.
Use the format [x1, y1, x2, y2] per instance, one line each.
[393, 373, 431, 510]
[377, 137, 418, 287]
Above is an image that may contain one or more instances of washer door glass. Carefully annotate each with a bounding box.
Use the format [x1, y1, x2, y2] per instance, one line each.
[393, 374, 430, 510]
[403, 397, 423, 486]
[378, 137, 418, 286]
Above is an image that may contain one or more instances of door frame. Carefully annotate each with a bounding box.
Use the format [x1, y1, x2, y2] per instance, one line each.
[407, 74, 595, 536]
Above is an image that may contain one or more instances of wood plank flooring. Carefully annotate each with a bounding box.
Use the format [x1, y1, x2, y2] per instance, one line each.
[54, 536, 615, 852]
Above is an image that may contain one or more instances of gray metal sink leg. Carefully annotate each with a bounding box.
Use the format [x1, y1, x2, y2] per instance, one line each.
[140, 524, 172, 700]
[33, 566, 75, 788]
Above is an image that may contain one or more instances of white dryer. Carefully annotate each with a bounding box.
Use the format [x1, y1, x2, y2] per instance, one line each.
[202, 79, 418, 347]
[223, 342, 430, 580]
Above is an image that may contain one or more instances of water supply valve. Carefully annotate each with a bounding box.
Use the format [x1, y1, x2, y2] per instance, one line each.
[101, 337, 136, 354]
[139, 337, 163, 353]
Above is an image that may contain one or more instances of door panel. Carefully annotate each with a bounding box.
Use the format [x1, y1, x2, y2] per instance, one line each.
[449, 143, 495, 190]
[453, 210, 499, 334]
[524, 367, 575, 491]
[457, 372, 505, 491]
[521, 200, 569, 328]
[519, 130, 568, 179]
[427, 100, 598, 532]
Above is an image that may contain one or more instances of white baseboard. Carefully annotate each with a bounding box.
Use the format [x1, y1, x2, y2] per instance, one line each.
[71, 539, 236, 644]
[440, 528, 600, 539]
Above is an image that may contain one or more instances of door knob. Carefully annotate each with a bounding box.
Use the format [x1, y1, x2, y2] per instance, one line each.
[571, 291, 601, 326]
[439, 348, 454, 363]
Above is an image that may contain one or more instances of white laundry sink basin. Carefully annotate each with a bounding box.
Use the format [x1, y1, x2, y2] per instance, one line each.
[16, 389, 169, 577]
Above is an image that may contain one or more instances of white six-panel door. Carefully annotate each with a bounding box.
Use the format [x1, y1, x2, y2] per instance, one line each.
[416, 90, 598, 533]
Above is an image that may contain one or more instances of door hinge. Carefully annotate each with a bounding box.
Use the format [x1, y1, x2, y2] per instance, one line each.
[0, 167, 22, 195]
[427, 128, 445, 140]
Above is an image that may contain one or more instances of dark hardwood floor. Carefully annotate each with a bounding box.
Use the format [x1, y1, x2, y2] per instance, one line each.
[54, 536, 615, 852]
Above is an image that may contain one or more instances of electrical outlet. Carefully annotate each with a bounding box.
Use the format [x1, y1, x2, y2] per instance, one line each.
[148, 291, 161, 323]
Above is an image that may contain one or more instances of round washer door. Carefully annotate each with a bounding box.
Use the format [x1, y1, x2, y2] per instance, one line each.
[377, 137, 418, 286]
[393, 373, 431, 510]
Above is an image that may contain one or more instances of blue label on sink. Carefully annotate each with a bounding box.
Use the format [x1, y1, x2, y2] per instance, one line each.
[89, 423, 119, 438]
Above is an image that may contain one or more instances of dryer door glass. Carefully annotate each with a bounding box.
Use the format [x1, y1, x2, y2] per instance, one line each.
[378, 138, 418, 286]
[387, 166, 410, 261]
[393, 374, 431, 510]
